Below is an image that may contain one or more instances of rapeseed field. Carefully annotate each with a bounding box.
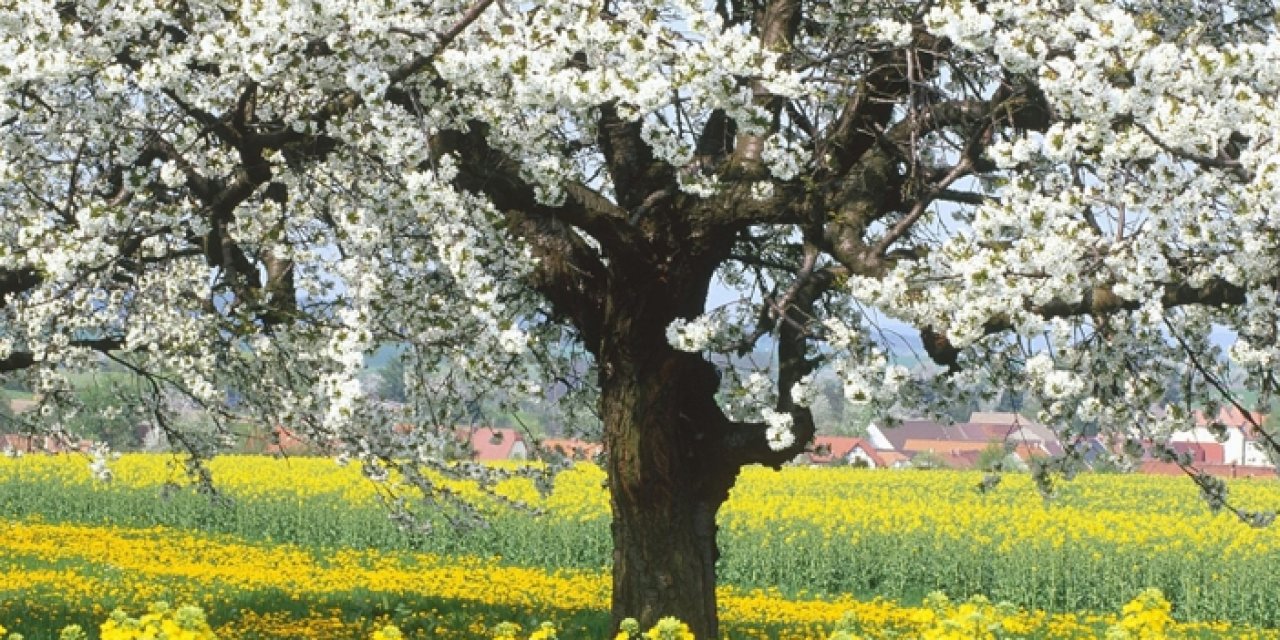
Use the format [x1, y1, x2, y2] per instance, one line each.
[0, 455, 1276, 638]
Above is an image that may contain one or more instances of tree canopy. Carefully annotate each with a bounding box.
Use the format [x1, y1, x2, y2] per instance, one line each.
[4, 0, 1280, 635]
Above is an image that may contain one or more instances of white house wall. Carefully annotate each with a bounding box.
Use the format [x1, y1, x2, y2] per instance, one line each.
[864, 423, 894, 450]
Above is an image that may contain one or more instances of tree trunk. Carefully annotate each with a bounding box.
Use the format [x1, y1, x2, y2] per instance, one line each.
[599, 279, 740, 639]
[602, 349, 737, 639]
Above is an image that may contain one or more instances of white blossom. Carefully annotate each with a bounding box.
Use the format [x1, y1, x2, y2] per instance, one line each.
[762, 408, 796, 451]
[872, 19, 914, 47]
[3, 0, 1280, 544]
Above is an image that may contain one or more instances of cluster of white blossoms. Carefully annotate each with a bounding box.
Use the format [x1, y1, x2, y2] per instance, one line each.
[761, 408, 796, 451]
[665, 316, 724, 352]
[708, 367, 785, 430]
[431, 0, 807, 203]
[760, 134, 812, 181]
[4, 0, 1280, 489]
[0, 0, 561, 465]
[833, 0, 1280, 439]
[871, 18, 915, 48]
[1024, 354, 1086, 403]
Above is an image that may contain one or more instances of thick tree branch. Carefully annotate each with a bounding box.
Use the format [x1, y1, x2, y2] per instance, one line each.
[923, 277, 1249, 369]
[816, 75, 1052, 279]
[725, 0, 800, 175]
[431, 126, 615, 349]
[434, 125, 652, 263]
[936, 188, 994, 206]
[697, 179, 811, 229]
[886, 80, 1052, 148]
[694, 109, 737, 169]
[821, 32, 946, 176]
[507, 214, 608, 355]
[596, 103, 677, 215]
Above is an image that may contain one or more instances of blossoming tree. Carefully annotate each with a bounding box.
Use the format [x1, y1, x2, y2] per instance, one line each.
[3, 0, 1280, 635]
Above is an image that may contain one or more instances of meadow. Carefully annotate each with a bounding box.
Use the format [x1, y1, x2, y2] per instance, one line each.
[0, 454, 1277, 638]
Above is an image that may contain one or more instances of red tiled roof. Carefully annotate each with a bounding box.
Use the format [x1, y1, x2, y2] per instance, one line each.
[878, 420, 1032, 450]
[0, 434, 36, 452]
[876, 450, 909, 465]
[922, 449, 983, 469]
[1194, 407, 1267, 430]
[461, 427, 526, 461]
[539, 438, 603, 459]
[264, 426, 314, 455]
[1168, 441, 1226, 465]
[0, 434, 88, 454]
[807, 436, 904, 467]
[1010, 442, 1050, 461]
[808, 436, 863, 463]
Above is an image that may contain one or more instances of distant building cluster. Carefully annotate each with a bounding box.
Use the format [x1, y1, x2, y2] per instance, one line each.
[799, 409, 1276, 479]
[799, 412, 1061, 470]
[2, 397, 1275, 480]
[1141, 407, 1276, 479]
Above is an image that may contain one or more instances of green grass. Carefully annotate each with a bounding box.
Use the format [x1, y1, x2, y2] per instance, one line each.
[0, 478, 610, 569]
[2, 462, 1280, 632]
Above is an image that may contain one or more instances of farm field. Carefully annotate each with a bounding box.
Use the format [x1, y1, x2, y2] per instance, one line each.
[0, 455, 1277, 638]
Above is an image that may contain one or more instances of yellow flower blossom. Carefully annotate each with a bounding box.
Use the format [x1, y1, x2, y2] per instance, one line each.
[643, 617, 695, 640]
[529, 621, 558, 640]
[369, 624, 404, 640]
[1, 456, 1279, 638]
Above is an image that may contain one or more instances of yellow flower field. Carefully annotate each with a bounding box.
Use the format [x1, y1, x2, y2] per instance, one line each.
[0, 454, 1277, 637]
[0, 519, 1274, 639]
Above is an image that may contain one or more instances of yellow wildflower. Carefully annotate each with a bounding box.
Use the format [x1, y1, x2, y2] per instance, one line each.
[491, 621, 522, 640]
[644, 617, 695, 640]
[615, 617, 642, 640]
[370, 624, 404, 640]
[529, 621, 558, 640]
[1108, 589, 1177, 639]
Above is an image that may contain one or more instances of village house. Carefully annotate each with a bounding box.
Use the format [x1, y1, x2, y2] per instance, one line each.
[863, 412, 1062, 470]
[1142, 407, 1276, 477]
[1195, 407, 1273, 467]
[1159, 407, 1273, 466]
[1, 398, 94, 455]
[802, 435, 910, 468]
[0, 433, 93, 455]
[460, 427, 529, 461]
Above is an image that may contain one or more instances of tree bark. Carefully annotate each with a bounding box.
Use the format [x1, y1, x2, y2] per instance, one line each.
[597, 263, 739, 639]
[602, 347, 738, 639]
